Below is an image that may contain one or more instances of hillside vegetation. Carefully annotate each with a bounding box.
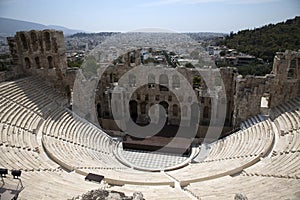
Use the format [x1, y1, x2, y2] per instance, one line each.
[221, 16, 300, 62]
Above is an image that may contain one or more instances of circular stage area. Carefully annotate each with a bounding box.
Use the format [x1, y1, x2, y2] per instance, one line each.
[116, 143, 197, 171]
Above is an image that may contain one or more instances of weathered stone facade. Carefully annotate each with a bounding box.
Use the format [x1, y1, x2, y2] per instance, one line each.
[233, 50, 300, 126]
[7, 29, 68, 91]
[95, 49, 235, 138]
[96, 49, 300, 137]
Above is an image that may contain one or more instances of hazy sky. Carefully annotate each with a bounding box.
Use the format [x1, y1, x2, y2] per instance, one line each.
[0, 0, 299, 33]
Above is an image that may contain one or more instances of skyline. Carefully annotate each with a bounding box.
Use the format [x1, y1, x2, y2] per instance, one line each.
[0, 0, 299, 33]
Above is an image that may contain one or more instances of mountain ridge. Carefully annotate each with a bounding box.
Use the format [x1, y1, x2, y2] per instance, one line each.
[0, 17, 83, 36]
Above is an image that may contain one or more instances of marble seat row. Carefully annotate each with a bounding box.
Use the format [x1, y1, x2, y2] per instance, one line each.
[272, 98, 300, 134]
[0, 145, 59, 171]
[0, 77, 66, 105]
[0, 78, 69, 172]
[240, 98, 300, 179]
[165, 117, 274, 186]
[0, 77, 67, 117]
[42, 135, 125, 170]
[270, 97, 300, 154]
[243, 151, 300, 178]
[15, 170, 103, 200]
[42, 135, 174, 186]
[273, 129, 300, 153]
[0, 123, 39, 150]
[77, 168, 175, 186]
[0, 97, 41, 132]
[208, 119, 273, 161]
[42, 108, 117, 154]
[185, 174, 300, 200]
[240, 115, 264, 129]
[166, 156, 259, 186]
[110, 185, 189, 200]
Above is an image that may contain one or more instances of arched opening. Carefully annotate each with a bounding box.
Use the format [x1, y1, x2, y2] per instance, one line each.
[172, 75, 180, 89]
[288, 59, 297, 79]
[159, 101, 169, 124]
[20, 33, 28, 50]
[30, 32, 38, 51]
[140, 102, 147, 115]
[44, 32, 51, 51]
[47, 56, 53, 69]
[53, 40, 58, 53]
[148, 74, 155, 88]
[159, 74, 169, 91]
[97, 103, 102, 118]
[24, 57, 31, 69]
[130, 51, 135, 63]
[129, 100, 138, 122]
[172, 104, 179, 117]
[191, 103, 200, 125]
[193, 76, 201, 89]
[129, 74, 136, 87]
[35, 57, 41, 69]
[203, 106, 210, 119]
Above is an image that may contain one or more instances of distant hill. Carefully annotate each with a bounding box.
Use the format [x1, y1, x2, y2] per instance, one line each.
[0, 17, 83, 36]
[221, 16, 300, 62]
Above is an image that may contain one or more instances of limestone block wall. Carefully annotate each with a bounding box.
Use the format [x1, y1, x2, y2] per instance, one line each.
[233, 50, 300, 126]
[7, 29, 68, 93]
[95, 64, 236, 133]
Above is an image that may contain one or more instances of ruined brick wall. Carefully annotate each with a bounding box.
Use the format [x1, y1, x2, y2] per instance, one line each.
[270, 50, 300, 107]
[7, 29, 68, 93]
[233, 50, 300, 126]
[95, 60, 236, 134]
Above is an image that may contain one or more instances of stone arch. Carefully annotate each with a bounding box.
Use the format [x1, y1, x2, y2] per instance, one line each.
[97, 103, 101, 118]
[47, 56, 53, 69]
[159, 101, 169, 124]
[30, 31, 38, 51]
[203, 106, 210, 119]
[172, 74, 180, 89]
[24, 57, 31, 69]
[35, 57, 41, 69]
[172, 104, 179, 117]
[148, 74, 155, 88]
[44, 31, 51, 51]
[129, 100, 138, 122]
[128, 74, 136, 87]
[191, 102, 200, 125]
[20, 33, 28, 50]
[130, 51, 135, 63]
[288, 59, 297, 79]
[159, 74, 169, 91]
[140, 102, 147, 115]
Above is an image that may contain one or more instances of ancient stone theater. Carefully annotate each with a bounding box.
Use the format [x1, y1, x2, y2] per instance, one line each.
[0, 29, 299, 199]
